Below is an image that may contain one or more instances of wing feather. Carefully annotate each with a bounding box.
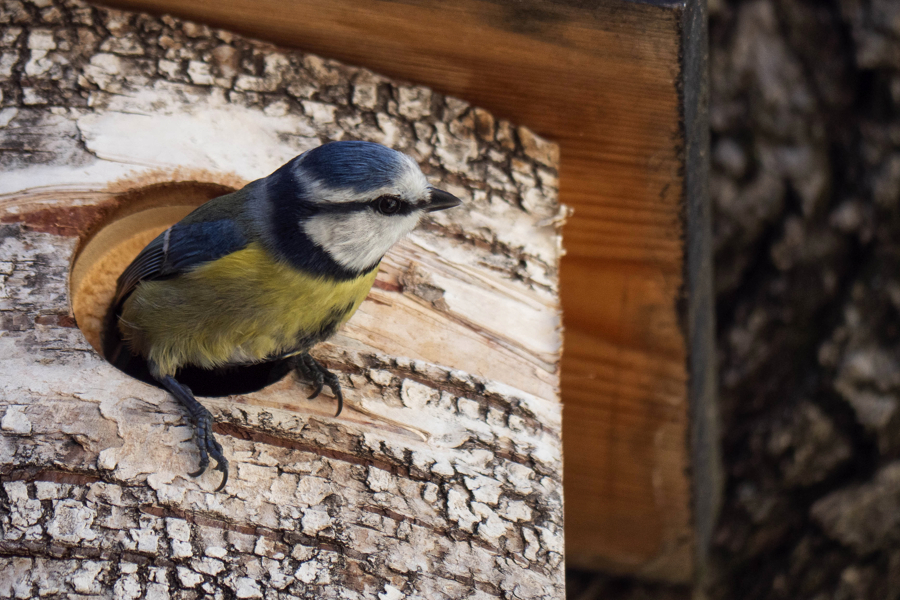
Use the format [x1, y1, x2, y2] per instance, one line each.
[103, 216, 249, 364]
[112, 220, 248, 308]
[114, 232, 167, 306]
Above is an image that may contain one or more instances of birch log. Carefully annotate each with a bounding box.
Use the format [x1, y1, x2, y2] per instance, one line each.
[0, 1, 566, 598]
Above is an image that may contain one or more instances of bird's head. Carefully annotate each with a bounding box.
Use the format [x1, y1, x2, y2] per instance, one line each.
[263, 141, 461, 277]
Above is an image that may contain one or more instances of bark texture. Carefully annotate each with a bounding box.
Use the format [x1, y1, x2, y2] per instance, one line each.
[709, 1, 900, 598]
[0, 1, 565, 598]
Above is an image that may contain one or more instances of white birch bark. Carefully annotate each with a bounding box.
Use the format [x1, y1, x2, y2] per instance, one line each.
[0, 1, 565, 598]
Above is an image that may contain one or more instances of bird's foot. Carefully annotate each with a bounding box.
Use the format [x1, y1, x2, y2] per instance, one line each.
[158, 375, 229, 491]
[294, 353, 344, 417]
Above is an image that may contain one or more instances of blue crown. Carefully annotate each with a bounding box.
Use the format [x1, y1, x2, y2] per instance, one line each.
[299, 141, 410, 193]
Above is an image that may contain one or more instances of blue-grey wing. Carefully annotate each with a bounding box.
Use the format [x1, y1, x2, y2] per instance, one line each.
[113, 219, 248, 307]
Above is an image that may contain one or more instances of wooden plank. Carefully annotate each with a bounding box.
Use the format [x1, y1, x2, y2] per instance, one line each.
[95, 0, 712, 581]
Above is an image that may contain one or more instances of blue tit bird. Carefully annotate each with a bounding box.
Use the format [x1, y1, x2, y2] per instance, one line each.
[103, 140, 461, 490]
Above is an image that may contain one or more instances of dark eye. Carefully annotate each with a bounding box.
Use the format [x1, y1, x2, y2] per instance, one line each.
[376, 196, 402, 215]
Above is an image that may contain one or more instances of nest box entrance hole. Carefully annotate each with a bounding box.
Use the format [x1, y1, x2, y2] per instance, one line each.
[69, 181, 294, 397]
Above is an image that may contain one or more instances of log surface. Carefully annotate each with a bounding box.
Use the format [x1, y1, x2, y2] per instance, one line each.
[88, 0, 710, 580]
[0, 1, 565, 598]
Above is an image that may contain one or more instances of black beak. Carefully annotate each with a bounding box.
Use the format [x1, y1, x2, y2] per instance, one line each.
[427, 188, 462, 212]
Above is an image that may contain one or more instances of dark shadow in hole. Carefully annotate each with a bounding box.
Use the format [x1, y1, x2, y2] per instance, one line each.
[108, 348, 294, 398]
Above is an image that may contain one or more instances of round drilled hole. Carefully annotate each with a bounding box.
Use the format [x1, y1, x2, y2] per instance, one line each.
[70, 181, 293, 396]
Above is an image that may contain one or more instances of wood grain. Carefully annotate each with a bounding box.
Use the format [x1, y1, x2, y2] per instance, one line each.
[95, 0, 707, 581]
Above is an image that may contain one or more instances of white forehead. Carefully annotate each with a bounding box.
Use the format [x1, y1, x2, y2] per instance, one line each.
[298, 153, 430, 205]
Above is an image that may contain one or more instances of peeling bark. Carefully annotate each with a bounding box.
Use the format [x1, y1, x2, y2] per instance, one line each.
[0, 0, 564, 598]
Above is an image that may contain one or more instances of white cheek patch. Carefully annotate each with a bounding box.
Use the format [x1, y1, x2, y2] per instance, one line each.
[303, 210, 422, 272]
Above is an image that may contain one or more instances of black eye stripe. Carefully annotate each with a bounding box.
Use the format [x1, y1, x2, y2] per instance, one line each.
[304, 196, 415, 216]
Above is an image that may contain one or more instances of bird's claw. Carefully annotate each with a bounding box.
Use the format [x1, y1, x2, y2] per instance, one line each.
[307, 377, 324, 400]
[322, 370, 344, 417]
[158, 374, 229, 491]
[295, 354, 344, 417]
[186, 406, 229, 490]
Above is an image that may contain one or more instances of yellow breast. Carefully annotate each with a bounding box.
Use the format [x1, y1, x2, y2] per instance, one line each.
[120, 242, 379, 376]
